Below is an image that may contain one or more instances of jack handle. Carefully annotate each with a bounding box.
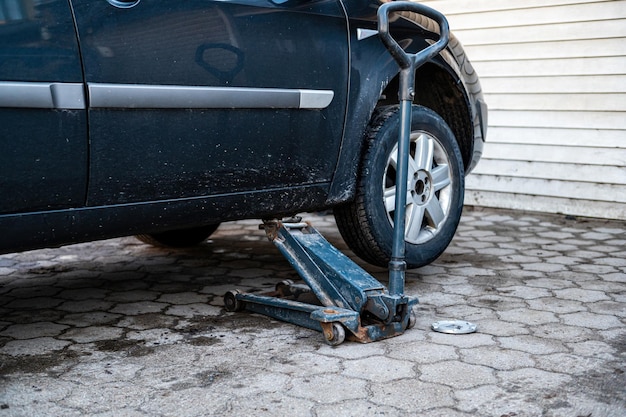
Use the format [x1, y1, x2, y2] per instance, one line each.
[377, 2, 450, 296]
[377, 1, 450, 101]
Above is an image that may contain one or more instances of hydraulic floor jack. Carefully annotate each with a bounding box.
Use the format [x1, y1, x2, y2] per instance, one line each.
[224, 2, 450, 345]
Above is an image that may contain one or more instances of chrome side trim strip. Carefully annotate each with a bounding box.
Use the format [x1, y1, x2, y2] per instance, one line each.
[0, 82, 85, 109]
[299, 89, 334, 109]
[88, 84, 334, 109]
[0, 82, 334, 110]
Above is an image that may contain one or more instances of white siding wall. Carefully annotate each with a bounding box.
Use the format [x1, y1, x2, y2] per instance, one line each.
[417, 0, 626, 220]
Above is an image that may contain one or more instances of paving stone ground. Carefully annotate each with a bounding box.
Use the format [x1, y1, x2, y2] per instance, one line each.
[0, 206, 624, 417]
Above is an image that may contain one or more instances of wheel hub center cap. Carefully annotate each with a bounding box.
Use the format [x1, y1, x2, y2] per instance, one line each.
[411, 170, 432, 205]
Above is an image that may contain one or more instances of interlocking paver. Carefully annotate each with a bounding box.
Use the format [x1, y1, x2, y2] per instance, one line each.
[0, 322, 68, 339]
[106, 290, 159, 303]
[454, 384, 523, 415]
[231, 392, 317, 417]
[522, 262, 569, 273]
[5, 297, 64, 310]
[460, 345, 535, 370]
[2, 337, 71, 356]
[535, 352, 607, 375]
[387, 340, 458, 363]
[165, 303, 222, 318]
[568, 339, 617, 358]
[588, 301, 626, 318]
[287, 374, 368, 402]
[0, 207, 624, 416]
[420, 361, 497, 389]
[506, 329, 577, 353]
[369, 379, 455, 411]
[532, 323, 595, 342]
[554, 287, 611, 303]
[60, 326, 125, 343]
[342, 356, 415, 382]
[561, 311, 623, 330]
[108, 301, 168, 315]
[524, 277, 575, 290]
[496, 285, 552, 299]
[316, 399, 405, 417]
[57, 299, 114, 313]
[497, 367, 572, 392]
[498, 308, 559, 325]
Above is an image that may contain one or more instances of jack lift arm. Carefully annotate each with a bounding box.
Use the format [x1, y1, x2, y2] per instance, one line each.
[224, 2, 450, 345]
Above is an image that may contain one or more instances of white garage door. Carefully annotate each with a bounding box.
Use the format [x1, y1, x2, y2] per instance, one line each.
[417, 0, 626, 220]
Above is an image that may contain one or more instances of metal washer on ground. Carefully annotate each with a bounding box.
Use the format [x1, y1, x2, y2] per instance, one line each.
[431, 320, 477, 334]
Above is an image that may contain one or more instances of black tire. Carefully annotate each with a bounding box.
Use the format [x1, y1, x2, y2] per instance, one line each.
[334, 105, 464, 268]
[135, 224, 220, 248]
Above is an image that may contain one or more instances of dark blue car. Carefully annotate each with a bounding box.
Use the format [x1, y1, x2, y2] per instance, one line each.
[0, 0, 486, 268]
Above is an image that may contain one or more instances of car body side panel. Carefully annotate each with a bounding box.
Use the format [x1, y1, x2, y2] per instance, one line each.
[69, 0, 349, 206]
[0, 0, 87, 214]
[0, 184, 330, 255]
[326, 28, 400, 204]
[0, 0, 485, 255]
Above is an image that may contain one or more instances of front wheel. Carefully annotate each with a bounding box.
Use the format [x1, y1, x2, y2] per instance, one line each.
[334, 105, 464, 269]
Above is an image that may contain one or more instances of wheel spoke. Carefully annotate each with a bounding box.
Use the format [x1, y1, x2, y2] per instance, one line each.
[407, 150, 421, 175]
[385, 186, 414, 215]
[424, 195, 446, 229]
[413, 134, 434, 170]
[405, 203, 425, 242]
[384, 186, 396, 212]
[431, 164, 451, 191]
[391, 140, 423, 181]
[388, 148, 398, 169]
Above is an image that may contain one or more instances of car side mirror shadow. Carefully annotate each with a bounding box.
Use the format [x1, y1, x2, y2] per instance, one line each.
[195, 43, 245, 84]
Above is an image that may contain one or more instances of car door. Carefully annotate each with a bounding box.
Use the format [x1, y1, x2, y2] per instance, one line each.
[69, 0, 349, 206]
[0, 0, 87, 214]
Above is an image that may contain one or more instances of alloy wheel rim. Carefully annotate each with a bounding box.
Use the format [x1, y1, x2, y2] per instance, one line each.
[383, 130, 453, 244]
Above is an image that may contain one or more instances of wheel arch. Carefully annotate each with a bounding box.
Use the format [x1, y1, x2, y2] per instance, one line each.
[378, 62, 474, 174]
[326, 20, 483, 207]
[326, 59, 475, 206]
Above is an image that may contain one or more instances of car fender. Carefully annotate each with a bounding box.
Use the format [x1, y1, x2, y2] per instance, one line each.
[326, 23, 485, 205]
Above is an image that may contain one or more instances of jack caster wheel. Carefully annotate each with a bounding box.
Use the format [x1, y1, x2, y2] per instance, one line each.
[224, 290, 244, 312]
[275, 279, 294, 296]
[407, 310, 417, 329]
[324, 323, 346, 346]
